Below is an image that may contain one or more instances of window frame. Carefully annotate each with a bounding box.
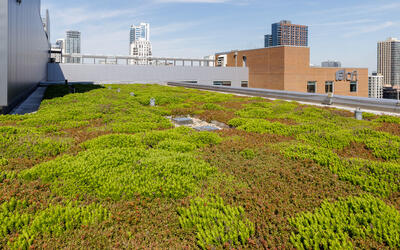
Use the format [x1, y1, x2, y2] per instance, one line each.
[307, 81, 317, 93]
[325, 81, 334, 94]
[213, 81, 231, 86]
[350, 81, 358, 93]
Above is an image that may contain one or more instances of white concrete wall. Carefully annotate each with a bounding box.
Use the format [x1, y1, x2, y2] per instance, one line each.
[0, 0, 49, 109]
[0, 0, 8, 106]
[47, 63, 249, 87]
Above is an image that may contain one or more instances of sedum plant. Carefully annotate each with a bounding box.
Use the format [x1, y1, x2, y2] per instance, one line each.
[178, 196, 255, 249]
[0, 157, 8, 166]
[0, 198, 109, 250]
[282, 144, 400, 197]
[289, 195, 400, 249]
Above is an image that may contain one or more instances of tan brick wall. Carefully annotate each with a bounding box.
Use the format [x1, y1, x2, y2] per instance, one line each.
[216, 46, 369, 97]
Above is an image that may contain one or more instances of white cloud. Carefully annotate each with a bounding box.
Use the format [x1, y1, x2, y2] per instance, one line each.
[152, 21, 203, 37]
[343, 21, 396, 37]
[309, 19, 374, 27]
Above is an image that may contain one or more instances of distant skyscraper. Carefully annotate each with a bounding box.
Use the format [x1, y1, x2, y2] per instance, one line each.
[368, 73, 384, 99]
[130, 23, 150, 44]
[65, 31, 81, 63]
[378, 37, 400, 87]
[264, 20, 308, 48]
[129, 23, 152, 65]
[321, 60, 342, 68]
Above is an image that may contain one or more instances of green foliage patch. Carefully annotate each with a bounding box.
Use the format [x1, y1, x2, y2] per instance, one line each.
[0, 198, 109, 249]
[178, 196, 255, 249]
[0, 126, 72, 159]
[22, 128, 221, 200]
[228, 118, 292, 136]
[289, 195, 400, 249]
[82, 127, 222, 151]
[202, 103, 225, 111]
[240, 149, 256, 160]
[231, 102, 400, 157]
[375, 115, 400, 124]
[0, 171, 16, 183]
[283, 144, 400, 197]
[355, 129, 400, 160]
[0, 157, 8, 166]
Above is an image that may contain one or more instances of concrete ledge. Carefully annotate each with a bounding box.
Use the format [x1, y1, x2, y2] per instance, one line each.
[10, 86, 47, 115]
[167, 82, 400, 114]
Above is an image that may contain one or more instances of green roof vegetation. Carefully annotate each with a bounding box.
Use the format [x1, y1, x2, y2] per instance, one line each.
[0, 84, 399, 249]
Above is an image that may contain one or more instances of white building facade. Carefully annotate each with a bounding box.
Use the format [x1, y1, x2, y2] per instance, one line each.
[129, 23, 152, 65]
[130, 40, 153, 65]
[368, 73, 384, 99]
[65, 30, 81, 63]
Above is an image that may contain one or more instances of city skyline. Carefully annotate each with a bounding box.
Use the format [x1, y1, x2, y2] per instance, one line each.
[43, 0, 400, 72]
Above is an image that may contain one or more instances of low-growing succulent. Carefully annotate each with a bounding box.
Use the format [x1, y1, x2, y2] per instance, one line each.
[178, 196, 255, 249]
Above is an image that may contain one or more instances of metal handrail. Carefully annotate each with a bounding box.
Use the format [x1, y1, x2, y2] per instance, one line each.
[61, 54, 215, 67]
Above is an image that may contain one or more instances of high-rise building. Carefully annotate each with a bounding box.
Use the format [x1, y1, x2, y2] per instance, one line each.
[130, 23, 150, 44]
[321, 60, 342, 68]
[65, 31, 81, 63]
[129, 23, 152, 65]
[264, 20, 308, 48]
[378, 37, 400, 87]
[368, 73, 384, 99]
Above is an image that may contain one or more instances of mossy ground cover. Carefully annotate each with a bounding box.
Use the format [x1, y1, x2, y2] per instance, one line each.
[0, 84, 400, 248]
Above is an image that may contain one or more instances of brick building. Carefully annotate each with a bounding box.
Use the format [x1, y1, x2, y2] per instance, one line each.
[216, 46, 369, 97]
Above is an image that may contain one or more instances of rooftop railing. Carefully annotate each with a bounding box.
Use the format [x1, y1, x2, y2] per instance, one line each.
[61, 54, 215, 67]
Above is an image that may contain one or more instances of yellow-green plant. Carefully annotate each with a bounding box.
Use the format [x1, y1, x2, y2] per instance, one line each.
[0, 157, 7, 166]
[282, 144, 400, 197]
[178, 196, 255, 249]
[0, 198, 109, 249]
[289, 195, 400, 249]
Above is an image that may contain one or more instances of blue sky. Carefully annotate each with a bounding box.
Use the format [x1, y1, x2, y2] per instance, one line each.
[42, 0, 400, 71]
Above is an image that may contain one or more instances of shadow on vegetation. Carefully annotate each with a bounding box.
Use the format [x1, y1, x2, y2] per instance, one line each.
[43, 84, 104, 100]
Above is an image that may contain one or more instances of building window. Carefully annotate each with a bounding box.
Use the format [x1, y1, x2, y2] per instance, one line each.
[350, 81, 358, 92]
[243, 56, 247, 67]
[213, 81, 231, 86]
[241, 81, 248, 88]
[325, 81, 334, 93]
[222, 81, 232, 86]
[307, 81, 316, 93]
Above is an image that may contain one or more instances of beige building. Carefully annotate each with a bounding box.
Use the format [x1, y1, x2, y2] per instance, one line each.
[378, 38, 400, 86]
[216, 46, 368, 97]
